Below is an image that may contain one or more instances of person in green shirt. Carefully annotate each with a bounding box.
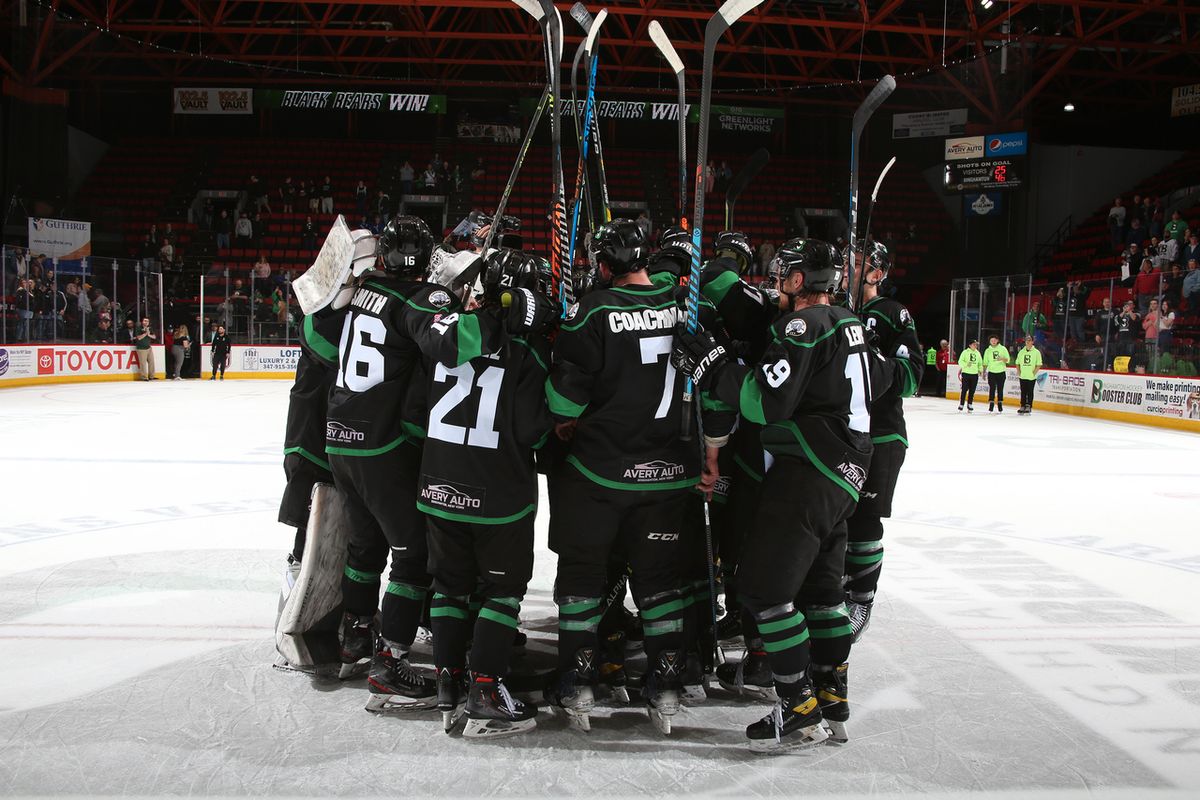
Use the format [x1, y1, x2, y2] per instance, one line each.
[1165, 210, 1187, 245]
[919, 345, 937, 397]
[982, 335, 1011, 413]
[1021, 302, 1047, 348]
[134, 316, 157, 381]
[1015, 336, 1043, 414]
[957, 338, 982, 412]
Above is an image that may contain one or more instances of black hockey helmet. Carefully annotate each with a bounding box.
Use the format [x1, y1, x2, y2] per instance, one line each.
[859, 239, 892, 283]
[482, 247, 537, 302]
[771, 237, 843, 295]
[712, 231, 753, 274]
[378, 215, 434, 276]
[590, 219, 648, 277]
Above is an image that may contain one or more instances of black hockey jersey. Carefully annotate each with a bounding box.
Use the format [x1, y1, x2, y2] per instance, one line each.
[548, 282, 731, 491]
[859, 295, 922, 447]
[700, 258, 779, 362]
[283, 308, 345, 470]
[707, 303, 895, 501]
[416, 308, 553, 524]
[326, 277, 460, 456]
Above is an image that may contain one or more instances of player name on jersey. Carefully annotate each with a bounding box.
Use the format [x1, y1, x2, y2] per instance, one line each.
[350, 287, 388, 315]
[609, 306, 681, 333]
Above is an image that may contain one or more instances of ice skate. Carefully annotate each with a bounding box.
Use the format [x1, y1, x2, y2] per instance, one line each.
[681, 652, 708, 704]
[364, 639, 437, 713]
[337, 611, 375, 679]
[598, 631, 630, 703]
[747, 681, 830, 754]
[644, 650, 683, 735]
[716, 647, 778, 702]
[437, 666, 467, 733]
[545, 648, 596, 731]
[847, 593, 873, 643]
[811, 662, 850, 743]
[462, 674, 537, 739]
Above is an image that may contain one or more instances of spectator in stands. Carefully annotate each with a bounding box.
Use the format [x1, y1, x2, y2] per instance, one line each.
[252, 212, 267, 248]
[235, 212, 253, 245]
[201, 200, 214, 231]
[211, 325, 230, 380]
[1148, 237, 1170, 271]
[14, 278, 33, 341]
[423, 163, 438, 190]
[7, 246, 28, 293]
[1165, 210, 1187, 248]
[636, 211, 652, 243]
[1121, 241, 1142, 281]
[432, 152, 445, 173]
[1134, 258, 1161, 314]
[1126, 217, 1146, 248]
[164, 223, 174, 242]
[171, 324, 191, 380]
[1091, 296, 1116, 344]
[1149, 210, 1164, 240]
[215, 210, 232, 251]
[94, 317, 113, 344]
[1051, 286, 1068, 342]
[471, 157, 486, 180]
[452, 162, 463, 193]
[704, 160, 715, 194]
[281, 177, 296, 214]
[159, 237, 175, 269]
[1184, 258, 1200, 311]
[270, 283, 289, 326]
[258, 177, 272, 214]
[1164, 263, 1184, 308]
[400, 161, 415, 196]
[121, 317, 137, 346]
[309, 180, 321, 213]
[216, 296, 234, 332]
[254, 254, 271, 282]
[1114, 300, 1139, 358]
[1156, 299, 1176, 351]
[1021, 300, 1047, 347]
[370, 214, 384, 235]
[1141, 298, 1159, 344]
[139, 234, 156, 262]
[1108, 197, 1126, 248]
[301, 216, 317, 252]
[320, 176, 334, 214]
[1130, 194, 1144, 226]
[935, 339, 952, 396]
[298, 180, 309, 211]
[1183, 233, 1200, 267]
[135, 316, 156, 380]
[1067, 280, 1088, 343]
[1160, 231, 1180, 266]
[355, 180, 369, 216]
[149, 224, 158, 246]
[376, 189, 391, 219]
[757, 242, 775, 278]
[1142, 196, 1155, 228]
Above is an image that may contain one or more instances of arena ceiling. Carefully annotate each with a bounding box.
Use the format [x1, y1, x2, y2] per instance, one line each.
[4, 0, 1199, 123]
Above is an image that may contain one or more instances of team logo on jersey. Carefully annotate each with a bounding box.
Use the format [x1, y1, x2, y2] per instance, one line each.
[428, 290, 453, 308]
[836, 461, 868, 491]
[784, 318, 807, 338]
[646, 532, 680, 542]
[326, 421, 366, 443]
[564, 302, 580, 321]
[623, 459, 686, 482]
[899, 308, 911, 325]
[420, 479, 485, 512]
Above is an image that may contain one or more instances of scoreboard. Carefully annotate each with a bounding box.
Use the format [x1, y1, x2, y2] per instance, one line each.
[943, 131, 1027, 193]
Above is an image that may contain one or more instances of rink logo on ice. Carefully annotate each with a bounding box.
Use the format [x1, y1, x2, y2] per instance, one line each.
[420, 481, 484, 512]
[326, 421, 366, 444]
[836, 461, 868, 491]
[624, 460, 686, 481]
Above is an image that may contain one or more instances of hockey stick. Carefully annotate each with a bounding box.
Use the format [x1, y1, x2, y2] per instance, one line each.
[481, 86, 551, 257]
[535, 0, 572, 310]
[682, 0, 765, 439]
[589, 102, 612, 225]
[649, 21, 687, 227]
[845, 75, 896, 312]
[852, 155, 897, 312]
[724, 146, 770, 231]
[568, 3, 597, 233]
[566, 10, 608, 292]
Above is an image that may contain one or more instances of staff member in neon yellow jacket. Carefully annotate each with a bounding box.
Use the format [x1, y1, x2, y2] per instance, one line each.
[1015, 336, 1043, 415]
[957, 338, 982, 413]
[982, 335, 1011, 414]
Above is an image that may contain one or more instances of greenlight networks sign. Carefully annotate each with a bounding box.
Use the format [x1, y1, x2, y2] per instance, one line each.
[260, 90, 447, 113]
[689, 104, 783, 133]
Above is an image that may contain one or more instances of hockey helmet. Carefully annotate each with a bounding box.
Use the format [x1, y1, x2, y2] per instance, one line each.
[482, 247, 537, 302]
[712, 231, 753, 274]
[378, 215, 434, 276]
[589, 219, 648, 277]
[771, 238, 843, 295]
[348, 229, 380, 278]
[859, 239, 892, 283]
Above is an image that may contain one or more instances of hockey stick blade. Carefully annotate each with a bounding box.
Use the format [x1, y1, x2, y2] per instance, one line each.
[511, 0, 545, 21]
[584, 8, 607, 55]
[569, 1, 593, 29]
[852, 74, 896, 134]
[870, 156, 897, 205]
[648, 21, 685, 74]
[716, 0, 764, 27]
[724, 147, 769, 230]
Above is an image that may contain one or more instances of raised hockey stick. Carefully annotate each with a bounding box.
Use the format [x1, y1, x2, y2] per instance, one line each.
[536, 0, 572, 309]
[852, 155, 897, 312]
[481, 86, 551, 257]
[845, 75, 896, 312]
[568, 4, 597, 231]
[682, 0, 765, 439]
[724, 146, 770, 231]
[649, 21, 687, 227]
[566, 10, 608, 289]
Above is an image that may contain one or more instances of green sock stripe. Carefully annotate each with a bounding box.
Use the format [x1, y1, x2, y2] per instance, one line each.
[757, 611, 805, 635]
[847, 540, 883, 552]
[809, 624, 853, 639]
[805, 604, 849, 621]
[559, 599, 600, 614]
[640, 598, 685, 621]
[680, 594, 695, 610]
[433, 592, 469, 603]
[643, 619, 684, 636]
[490, 596, 521, 610]
[846, 553, 884, 565]
[761, 629, 811, 653]
[430, 606, 468, 620]
[386, 582, 427, 601]
[343, 565, 379, 584]
[478, 607, 519, 630]
[559, 614, 603, 632]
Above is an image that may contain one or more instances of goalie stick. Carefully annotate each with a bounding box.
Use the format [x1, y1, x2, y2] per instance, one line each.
[852, 154, 897, 311]
[724, 146, 770, 231]
[649, 21, 687, 227]
[845, 74, 896, 312]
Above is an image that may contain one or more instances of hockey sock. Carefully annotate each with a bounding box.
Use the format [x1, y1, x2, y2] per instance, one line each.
[470, 596, 522, 677]
[805, 603, 853, 667]
[430, 593, 470, 670]
[381, 581, 428, 647]
[291, 525, 307, 562]
[639, 589, 686, 666]
[844, 539, 883, 597]
[750, 603, 811, 689]
[341, 565, 382, 616]
[557, 596, 603, 671]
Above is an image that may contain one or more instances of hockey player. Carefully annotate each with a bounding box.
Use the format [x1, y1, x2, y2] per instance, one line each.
[416, 248, 558, 738]
[842, 242, 922, 645]
[672, 238, 896, 753]
[957, 339, 982, 412]
[326, 215, 456, 712]
[544, 219, 729, 734]
[982, 335, 1011, 413]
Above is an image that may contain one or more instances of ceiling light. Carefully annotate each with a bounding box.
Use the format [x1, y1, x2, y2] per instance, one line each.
[1063, 102, 1075, 112]
[980, 0, 994, 9]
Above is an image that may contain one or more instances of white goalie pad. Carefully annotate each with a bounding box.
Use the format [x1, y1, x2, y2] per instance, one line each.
[277, 483, 350, 638]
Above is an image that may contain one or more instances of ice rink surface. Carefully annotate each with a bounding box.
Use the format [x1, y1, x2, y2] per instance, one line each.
[1, 380, 1198, 799]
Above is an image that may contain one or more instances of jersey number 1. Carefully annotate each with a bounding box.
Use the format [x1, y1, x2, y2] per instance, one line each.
[428, 362, 504, 449]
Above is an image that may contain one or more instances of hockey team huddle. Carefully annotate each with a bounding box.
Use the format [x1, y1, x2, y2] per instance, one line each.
[273, 213, 922, 754]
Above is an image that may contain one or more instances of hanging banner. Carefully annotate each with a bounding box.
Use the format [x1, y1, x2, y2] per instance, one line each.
[945, 136, 985, 160]
[965, 192, 1003, 216]
[689, 104, 783, 133]
[892, 108, 967, 139]
[985, 131, 1028, 156]
[517, 97, 775, 127]
[261, 90, 447, 113]
[1170, 83, 1200, 117]
[173, 88, 253, 115]
[28, 217, 91, 268]
[456, 122, 521, 143]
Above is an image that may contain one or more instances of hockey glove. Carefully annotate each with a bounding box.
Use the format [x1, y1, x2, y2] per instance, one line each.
[503, 287, 560, 336]
[672, 328, 728, 390]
